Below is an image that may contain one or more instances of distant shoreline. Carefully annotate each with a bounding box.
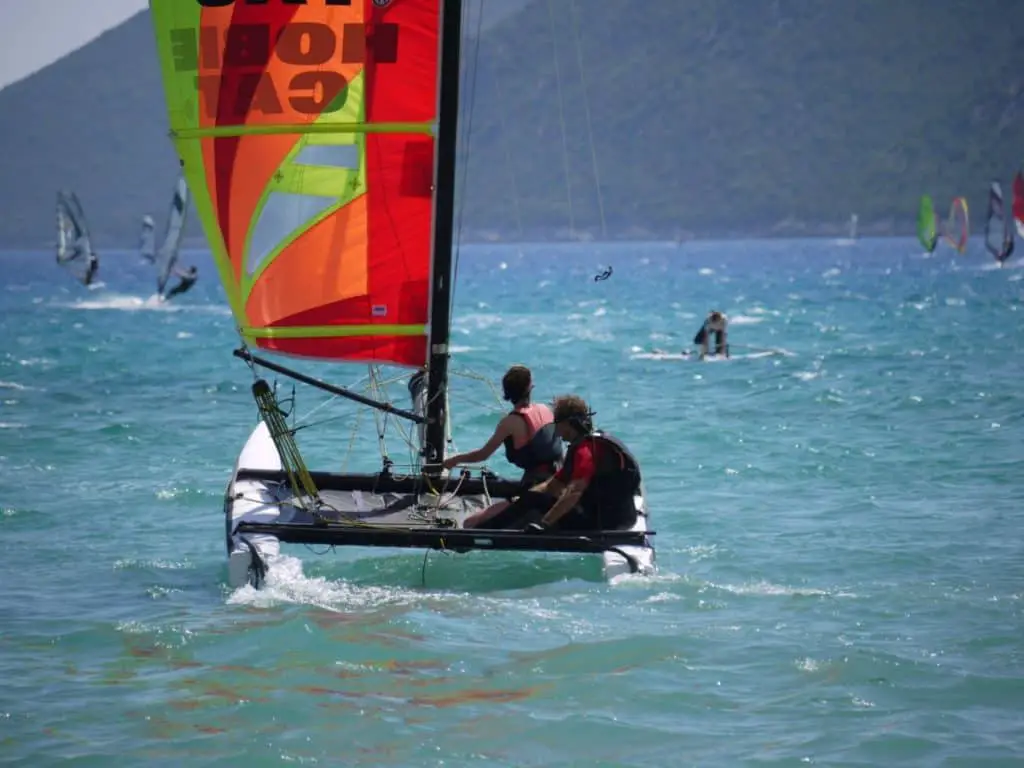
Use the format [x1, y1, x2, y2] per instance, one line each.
[5, 228, 927, 252]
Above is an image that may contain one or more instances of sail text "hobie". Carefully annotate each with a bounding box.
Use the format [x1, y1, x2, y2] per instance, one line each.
[168, 22, 399, 117]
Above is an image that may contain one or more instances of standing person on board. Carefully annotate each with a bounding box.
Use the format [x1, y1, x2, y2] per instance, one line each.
[693, 310, 729, 359]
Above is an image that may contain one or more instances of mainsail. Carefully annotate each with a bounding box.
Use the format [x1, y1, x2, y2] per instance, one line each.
[984, 180, 1014, 263]
[139, 215, 155, 263]
[944, 196, 969, 254]
[917, 195, 938, 253]
[155, 175, 190, 295]
[149, 0, 457, 461]
[1013, 171, 1024, 240]
[55, 190, 97, 284]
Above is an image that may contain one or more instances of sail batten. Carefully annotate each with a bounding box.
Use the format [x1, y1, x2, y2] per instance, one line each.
[149, 0, 442, 368]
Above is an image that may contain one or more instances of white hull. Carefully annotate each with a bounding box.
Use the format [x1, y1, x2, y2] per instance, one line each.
[225, 421, 655, 588]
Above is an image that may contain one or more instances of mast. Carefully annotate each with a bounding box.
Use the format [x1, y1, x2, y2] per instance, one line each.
[423, 0, 463, 469]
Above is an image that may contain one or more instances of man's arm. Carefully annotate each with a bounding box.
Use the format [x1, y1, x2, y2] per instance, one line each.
[530, 475, 564, 497]
[540, 477, 590, 526]
[538, 442, 594, 526]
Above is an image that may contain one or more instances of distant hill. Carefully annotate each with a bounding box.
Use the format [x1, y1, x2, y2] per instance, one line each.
[462, 0, 1024, 239]
[0, 0, 1021, 248]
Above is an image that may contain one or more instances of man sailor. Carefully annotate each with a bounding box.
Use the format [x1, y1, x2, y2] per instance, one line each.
[163, 265, 198, 300]
[469, 394, 641, 533]
[693, 310, 729, 359]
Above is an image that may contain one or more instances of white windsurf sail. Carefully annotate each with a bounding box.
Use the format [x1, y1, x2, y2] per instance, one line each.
[55, 190, 97, 285]
[154, 176, 189, 295]
[139, 215, 155, 263]
[984, 180, 1014, 263]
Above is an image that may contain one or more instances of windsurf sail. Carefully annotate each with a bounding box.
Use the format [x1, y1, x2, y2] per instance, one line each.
[55, 191, 97, 284]
[154, 176, 189, 295]
[944, 196, 969, 254]
[917, 195, 939, 253]
[148, 0, 442, 368]
[984, 180, 1014, 263]
[848, 213, 858, 240]
[139, 215, 155, 263]
[1014, 171, 1024, 240]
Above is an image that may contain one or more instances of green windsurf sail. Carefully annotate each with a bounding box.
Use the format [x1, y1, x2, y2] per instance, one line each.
[917, 195, 938, 253]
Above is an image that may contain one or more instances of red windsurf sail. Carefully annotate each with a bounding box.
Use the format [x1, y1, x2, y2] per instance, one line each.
[1013, 171, 1024, 241]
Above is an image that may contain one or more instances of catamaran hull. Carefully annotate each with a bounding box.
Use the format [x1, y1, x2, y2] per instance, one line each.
[225, 421, 284, 589]
[224, 421, 655, 588]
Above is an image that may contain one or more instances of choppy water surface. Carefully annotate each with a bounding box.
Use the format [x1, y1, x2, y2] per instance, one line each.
[1, 239, 1022, 765]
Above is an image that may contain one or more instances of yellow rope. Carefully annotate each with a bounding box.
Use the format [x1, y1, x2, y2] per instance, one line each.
[252, 379, 323, 520]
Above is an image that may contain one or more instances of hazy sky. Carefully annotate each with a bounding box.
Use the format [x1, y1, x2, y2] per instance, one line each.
[0, 0, 146, 90]
[0, 0, 527, 91]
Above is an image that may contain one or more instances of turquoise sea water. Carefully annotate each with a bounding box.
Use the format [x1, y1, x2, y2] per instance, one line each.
[2, 238, 1023, 766]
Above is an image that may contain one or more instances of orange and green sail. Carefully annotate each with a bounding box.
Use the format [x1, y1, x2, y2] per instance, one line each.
[148, 0, 440, 367]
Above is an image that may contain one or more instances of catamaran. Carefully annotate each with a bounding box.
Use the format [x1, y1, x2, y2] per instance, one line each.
[148, 0, 655, 589]
[984, 180, 1015, 265]
[55, 190, 98, 285]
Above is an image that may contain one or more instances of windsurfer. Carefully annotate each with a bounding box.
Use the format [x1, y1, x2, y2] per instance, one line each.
[467, 394, 640, 533]
[1002, 235, 1015, 265]
[83, 253, 98, 286]
[163, 265, 198, 300]
[446, 364, 563, 491]
[693, 310, 729, 358]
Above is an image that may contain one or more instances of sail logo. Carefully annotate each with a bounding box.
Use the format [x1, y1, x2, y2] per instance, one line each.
[197, 1, 358, 6]
[169, 22, 399, 118]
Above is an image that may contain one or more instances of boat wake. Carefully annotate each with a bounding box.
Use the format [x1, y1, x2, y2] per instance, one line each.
[57, 293, 229, 314]
[630, 346, 794, 361]
[226, 553, 425, 610]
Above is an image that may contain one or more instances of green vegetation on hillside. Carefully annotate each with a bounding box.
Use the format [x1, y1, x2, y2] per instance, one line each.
[460, 0, 1024, 238]
[0, 1, 1020, 246]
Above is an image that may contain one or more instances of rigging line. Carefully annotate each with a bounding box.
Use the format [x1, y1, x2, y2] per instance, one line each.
[547, 0, 575, 238]
[493, 47, 523, 238]
[568, 0, 607, 239]
[450, 0, 485, 328]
